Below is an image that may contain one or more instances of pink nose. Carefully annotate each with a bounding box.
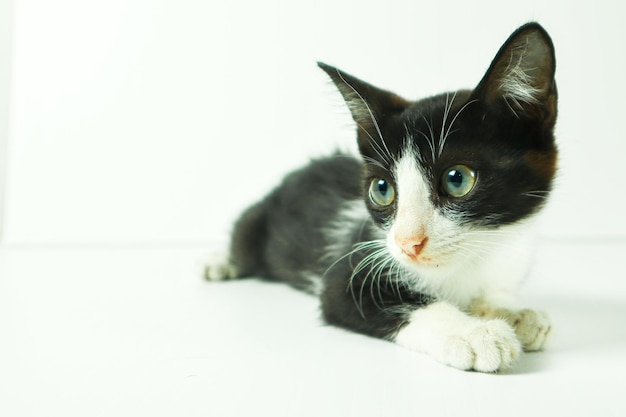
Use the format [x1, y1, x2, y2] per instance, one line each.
[397, 236, 428, 260]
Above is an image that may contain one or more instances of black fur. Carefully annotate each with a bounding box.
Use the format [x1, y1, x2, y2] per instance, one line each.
[229, 154, 362, 291]
[219, 23, 557, 341]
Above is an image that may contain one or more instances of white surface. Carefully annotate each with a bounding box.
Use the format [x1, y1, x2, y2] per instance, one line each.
[1, 241, 625, 416]
[0, 0, 13, 237]
[2, 1, 626, 416]
[2, 0, 626, 244]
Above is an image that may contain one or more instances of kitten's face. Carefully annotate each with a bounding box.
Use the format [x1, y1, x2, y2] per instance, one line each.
[321, 23, 557, 274]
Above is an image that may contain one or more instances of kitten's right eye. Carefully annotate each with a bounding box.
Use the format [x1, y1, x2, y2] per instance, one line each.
[369, 178, 396, 207]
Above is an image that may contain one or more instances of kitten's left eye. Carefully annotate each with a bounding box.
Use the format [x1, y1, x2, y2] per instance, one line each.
[441, 165, 477, 198]
[369, 178, 396, 207]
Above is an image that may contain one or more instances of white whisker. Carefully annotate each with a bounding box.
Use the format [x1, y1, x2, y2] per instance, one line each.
[438, 92, 457, 157]
[420, 115, 437, 162]
[523, 190, 550, 199]
[438, 94, 477, 158]
[362, 156, 387, 170]
[336, 238, 404, 317]
[334, 69, 393, 164]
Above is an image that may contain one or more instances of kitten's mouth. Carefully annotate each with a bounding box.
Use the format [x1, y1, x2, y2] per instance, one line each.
[399, 248, 439, 268]
[402, 254, 438, 267]
[401, 250, 432, 264]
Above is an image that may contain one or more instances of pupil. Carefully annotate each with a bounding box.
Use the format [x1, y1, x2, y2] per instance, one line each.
[449, 170, 463, 188]
[378, 179, 388, 195]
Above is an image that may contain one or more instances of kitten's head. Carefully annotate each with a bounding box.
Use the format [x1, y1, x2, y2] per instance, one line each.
[320, 23, 557, 275]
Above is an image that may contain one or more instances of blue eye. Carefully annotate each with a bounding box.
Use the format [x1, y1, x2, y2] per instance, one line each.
[442, 165, 476, 197]
[369, 178, 396, 207]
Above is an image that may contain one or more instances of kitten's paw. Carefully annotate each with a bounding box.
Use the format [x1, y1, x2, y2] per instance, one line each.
[203, 254, 239, 281]
[509, 309, 552, 352]
[442, 320, 521, 373]
[468, 300, 552, 352]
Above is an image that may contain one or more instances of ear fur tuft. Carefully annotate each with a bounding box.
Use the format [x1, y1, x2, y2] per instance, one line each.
[318, 62, 409, 157]
[475, 23, 557, 118]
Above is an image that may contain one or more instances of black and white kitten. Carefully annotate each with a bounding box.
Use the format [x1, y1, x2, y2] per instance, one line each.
[206, 22, 557, 372]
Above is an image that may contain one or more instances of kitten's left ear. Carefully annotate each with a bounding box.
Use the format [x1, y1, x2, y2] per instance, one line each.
[474, 23, 557, 124]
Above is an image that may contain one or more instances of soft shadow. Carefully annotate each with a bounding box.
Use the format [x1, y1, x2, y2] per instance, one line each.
[529, 294, 626, 352]
[501, 350, 550, 375]
[490, 293, 626, 375]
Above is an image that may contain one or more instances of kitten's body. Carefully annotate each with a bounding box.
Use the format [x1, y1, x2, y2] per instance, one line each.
[207, 23, 557, 372]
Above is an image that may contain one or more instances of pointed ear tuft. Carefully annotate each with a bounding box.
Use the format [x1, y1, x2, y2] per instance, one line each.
[475, 23, 557, 120]
[318, 62, 409, 155]
[317, 62, 374, 128]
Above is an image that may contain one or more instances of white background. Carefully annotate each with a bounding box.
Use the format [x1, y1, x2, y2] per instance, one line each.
[1, 1, 626, 417]
[1, 0, 625, 245]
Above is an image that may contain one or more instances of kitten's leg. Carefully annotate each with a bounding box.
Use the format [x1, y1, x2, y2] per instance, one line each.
[204, 200, 269, 281]
[469, 299, 552, 352]
[394, 302, 522, 372]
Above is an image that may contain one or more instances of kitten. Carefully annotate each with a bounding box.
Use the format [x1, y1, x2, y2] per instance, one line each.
[206, 22, 557, 372]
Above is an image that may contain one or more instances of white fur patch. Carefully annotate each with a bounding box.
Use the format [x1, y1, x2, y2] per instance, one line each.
[324, 199, 381, 260]
[390, 145, 433, 245]
[302, 273, 325, 296]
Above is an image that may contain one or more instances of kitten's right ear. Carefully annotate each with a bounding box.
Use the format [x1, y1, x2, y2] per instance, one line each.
[318, 62, 409, 158]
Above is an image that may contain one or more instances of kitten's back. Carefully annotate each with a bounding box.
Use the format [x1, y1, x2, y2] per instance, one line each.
[218, 154, 363, 291]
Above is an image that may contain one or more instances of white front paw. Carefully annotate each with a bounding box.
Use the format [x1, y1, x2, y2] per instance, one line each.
[511, 309, 552, 352]
[395, 302, 523, 373]
[440, 320, 522, 372]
